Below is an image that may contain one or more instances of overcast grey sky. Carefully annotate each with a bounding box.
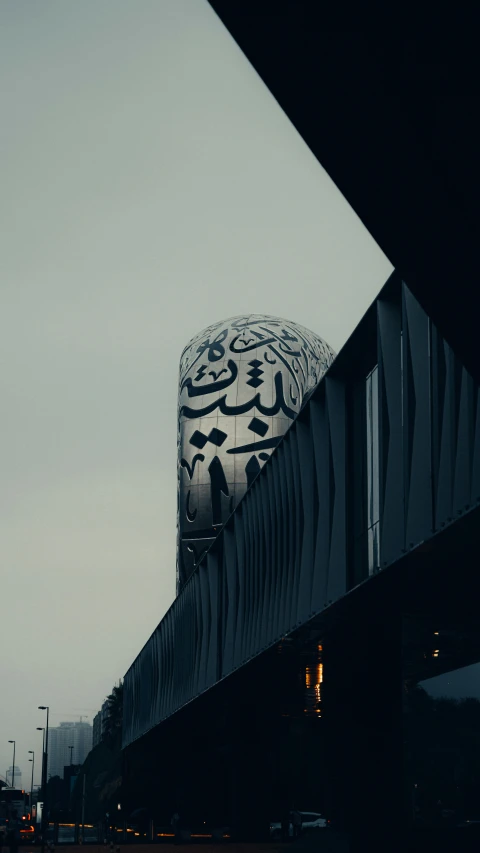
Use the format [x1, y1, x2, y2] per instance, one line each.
[0, 0, 393, 781]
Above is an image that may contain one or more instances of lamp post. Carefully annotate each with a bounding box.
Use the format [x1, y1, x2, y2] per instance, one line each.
[8, 741, 15, 788]
[38, 707, 49, 852]
[36, 729, 45, 839]
[36, 729, 45, 795]
[28, 752, 34, 815]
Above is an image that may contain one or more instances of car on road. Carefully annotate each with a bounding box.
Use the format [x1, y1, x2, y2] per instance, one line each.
[19, 823, 36, 845]
[269, 818, 293, 841]
[299, 811, 327, 829]
[270, 810, 326, 839]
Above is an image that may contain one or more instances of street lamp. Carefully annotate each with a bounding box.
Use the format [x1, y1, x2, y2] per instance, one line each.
[36, 729, 45, 791]
[8, 741, 15, 788]
[36, 729, 45, 836]
[28, 752, 34, 813]
[38, 707, 49, 853]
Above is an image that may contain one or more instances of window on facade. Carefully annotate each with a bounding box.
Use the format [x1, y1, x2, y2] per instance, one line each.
[366, 366, 380, 574]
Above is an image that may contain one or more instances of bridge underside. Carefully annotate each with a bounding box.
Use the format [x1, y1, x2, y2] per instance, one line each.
[205, 9, 480, 389]
[123, 503, 480, 850]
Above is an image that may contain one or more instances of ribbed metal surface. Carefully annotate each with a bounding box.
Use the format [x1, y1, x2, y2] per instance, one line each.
[123, 279, 480, 749]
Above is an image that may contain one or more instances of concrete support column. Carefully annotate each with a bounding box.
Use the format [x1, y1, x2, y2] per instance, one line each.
[323, 597, 405, 852]
[229, 739, 272, 841]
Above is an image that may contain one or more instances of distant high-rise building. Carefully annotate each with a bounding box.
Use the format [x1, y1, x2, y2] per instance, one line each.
[6, 766, 22, 789]
[47, 721, 93, 779]
[92, 700, 110, 748]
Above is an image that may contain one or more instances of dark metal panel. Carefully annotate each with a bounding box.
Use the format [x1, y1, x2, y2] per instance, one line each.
[198, 562, 210, 692]
[265, 461, 277, 643]
[170, 608, 176, 714]
[151, 621, 159, 725]
[377, 297, 405, 565]
[246, 488, 258, 657]
[296, 413, 316, 620]
[242, 495, 254, 660]
[167, 609, 174, 715]
[206, 551, 219, 686]
[239, 498, 250, 662]
[259, 472, 272, 648]
[402, 284, 433, 547]
[255, 475, 269, 650]
[248, 487, 259, 657]
[234, 510, 246, 669]
[275, 443, 290, 635]
[184, 582, 195, 706]
[472, 388, 480, 504]
[138, 638, 153, 734]
[434, 339, 455, 529]
[222, 525, 236, 676]
[283, 437, 298, 630]
[453, 366, 475, 516]
[269, 451, 283, 642]
[310, 389, 330, 612]
[349, 378, 368, 588]
[247, 492, 258, 659]
[288, 427, 303, 626]
[193, 572, 203, 696]
[325, 377, 347, 603]
[251, 483, 264, 655]
[161, 613, 168, 720]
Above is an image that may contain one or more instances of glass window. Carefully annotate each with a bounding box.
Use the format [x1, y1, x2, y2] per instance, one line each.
[403, 615, 480, 830]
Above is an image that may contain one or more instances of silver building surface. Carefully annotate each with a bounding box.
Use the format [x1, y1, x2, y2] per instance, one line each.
[177, 314, 335, 592]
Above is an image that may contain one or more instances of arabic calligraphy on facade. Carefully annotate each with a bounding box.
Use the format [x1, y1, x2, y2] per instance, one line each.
[177, 314, 335, 593]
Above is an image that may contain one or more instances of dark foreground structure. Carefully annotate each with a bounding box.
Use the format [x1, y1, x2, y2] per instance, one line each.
[122, 16, 480, 853]
[123, 274, 480, 851]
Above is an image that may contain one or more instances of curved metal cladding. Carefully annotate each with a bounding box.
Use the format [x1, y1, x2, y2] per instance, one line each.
[177, 314, 335, 592]
[123, 279, 480, 750]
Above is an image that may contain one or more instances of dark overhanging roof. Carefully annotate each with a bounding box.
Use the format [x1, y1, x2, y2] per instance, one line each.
[206, 7, 480, 382]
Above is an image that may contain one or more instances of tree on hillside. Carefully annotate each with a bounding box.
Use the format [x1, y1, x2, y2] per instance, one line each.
[103, 680, 123, 743]
[70, 680, 124, 823]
